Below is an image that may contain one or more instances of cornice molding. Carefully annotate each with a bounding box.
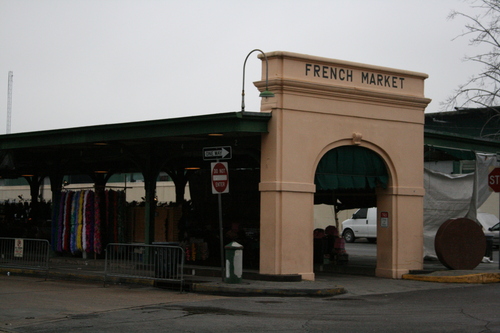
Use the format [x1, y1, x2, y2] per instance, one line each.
[255, 78, 431, 109]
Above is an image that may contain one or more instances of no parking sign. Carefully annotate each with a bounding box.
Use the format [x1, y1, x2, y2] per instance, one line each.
[380, 211, 389, 228]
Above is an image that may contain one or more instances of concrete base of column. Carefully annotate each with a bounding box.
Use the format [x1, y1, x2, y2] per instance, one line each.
[376, 268, 410, 279]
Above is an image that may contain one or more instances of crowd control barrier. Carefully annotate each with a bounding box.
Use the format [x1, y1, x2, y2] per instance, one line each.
[104, 243, 185, 291]
[0, 237, 50, 279]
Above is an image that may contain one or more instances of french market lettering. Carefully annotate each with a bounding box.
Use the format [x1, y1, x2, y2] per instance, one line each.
[305, 63, 405, 89]
[361, 71, 405, 89]
[305, 63, 354, 82]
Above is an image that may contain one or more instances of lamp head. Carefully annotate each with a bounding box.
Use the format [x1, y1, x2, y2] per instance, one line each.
[259, 90, 275, 98]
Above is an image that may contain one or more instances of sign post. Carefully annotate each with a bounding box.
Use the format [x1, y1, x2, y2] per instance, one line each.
[211, 161, 229, 281]
[205, 147, 232, 281]
[487, 167, 500, 269]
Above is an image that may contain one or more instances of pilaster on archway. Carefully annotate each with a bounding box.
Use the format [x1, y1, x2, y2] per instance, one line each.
[375, 185, 426, 278]
[257, 51, 431, 280]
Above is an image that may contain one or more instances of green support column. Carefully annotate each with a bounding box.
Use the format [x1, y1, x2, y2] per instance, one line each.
[92, 173, 111, 254]
[143, 171, 158, 245]
[24, 175, 45, 223]
[129, 144, 165, 245]
[165, 166, 193, 204]
[49, 174, 63, 250]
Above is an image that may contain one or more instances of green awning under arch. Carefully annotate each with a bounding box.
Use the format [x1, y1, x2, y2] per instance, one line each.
[315, 146, 388, 190]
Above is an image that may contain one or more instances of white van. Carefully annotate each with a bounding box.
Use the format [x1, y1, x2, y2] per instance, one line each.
[341, 207, 377, 243]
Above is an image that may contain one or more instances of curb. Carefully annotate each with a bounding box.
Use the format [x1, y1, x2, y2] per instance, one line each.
[191, 282, 347, 297]
[0, 268, 155, 287]
[402, 272, 500, 284]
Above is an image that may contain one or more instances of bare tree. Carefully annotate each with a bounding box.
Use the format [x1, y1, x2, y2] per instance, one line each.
[447, 0, 500, 140]
[447, 0, 500, 108]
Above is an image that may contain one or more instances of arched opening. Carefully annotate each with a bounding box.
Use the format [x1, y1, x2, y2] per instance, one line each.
[313, 145, 389, 274]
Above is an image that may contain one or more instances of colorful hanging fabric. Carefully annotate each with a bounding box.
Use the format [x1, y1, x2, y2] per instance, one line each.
[51, 188, 127, 255]
[76, 190, 84, 252]
[105, 190, 110, 244]
[185, 244, 191, 261]
[94, 190, 102, 254]
[191, 242, 196, 261]
[63, 191, 73, 252]
[61, 192, 66, 252]
[56, 191, 66, 252]
[82, 190, 87, 252]
[85, 190, 95, 253]
[70, 191, 78, 254]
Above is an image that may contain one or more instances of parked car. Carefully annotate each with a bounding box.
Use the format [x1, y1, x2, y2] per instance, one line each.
[341, 207, 377, 243]
[342, 208, 499, 247]
[487, 222, 499, 248]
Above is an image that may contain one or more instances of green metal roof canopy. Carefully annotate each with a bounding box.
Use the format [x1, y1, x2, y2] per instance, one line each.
[0, 111, 271, 178]
[315, 146, 389, 191]
[0, 111, 271, 150]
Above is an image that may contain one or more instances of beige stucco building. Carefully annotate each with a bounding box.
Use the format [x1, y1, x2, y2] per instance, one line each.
[257, 52, 431, 280]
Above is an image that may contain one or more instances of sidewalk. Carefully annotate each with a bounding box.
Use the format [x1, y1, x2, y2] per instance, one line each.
[188, 252, 500, 297]
[1, 252, 499, 297]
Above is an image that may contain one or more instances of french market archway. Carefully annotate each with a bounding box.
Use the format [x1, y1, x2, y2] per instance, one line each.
[313, 144, 391, 270]
[257, 51, 430, 280]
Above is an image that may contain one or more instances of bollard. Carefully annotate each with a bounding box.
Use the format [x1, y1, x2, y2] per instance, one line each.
[225, 241, 244, 284]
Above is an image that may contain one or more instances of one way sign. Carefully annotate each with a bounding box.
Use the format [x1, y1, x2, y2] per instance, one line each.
[203, 146, 232, 161]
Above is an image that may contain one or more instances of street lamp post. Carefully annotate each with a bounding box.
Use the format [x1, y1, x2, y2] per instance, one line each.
[241, 49, 275, 112]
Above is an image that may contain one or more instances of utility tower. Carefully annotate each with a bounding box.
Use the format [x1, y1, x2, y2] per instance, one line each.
[7, 71, 13, 134]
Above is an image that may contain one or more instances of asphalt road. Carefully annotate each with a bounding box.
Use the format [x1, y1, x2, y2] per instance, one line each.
[346, 239, 500, 262]
[1, 274, 500, 332]
[345, 240, 377, 257]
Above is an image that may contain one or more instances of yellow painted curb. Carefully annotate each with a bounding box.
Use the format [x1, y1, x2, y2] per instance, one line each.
[402, 273, 500, 284]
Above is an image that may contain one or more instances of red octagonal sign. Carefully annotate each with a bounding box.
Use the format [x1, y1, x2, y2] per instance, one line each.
[488, 167, 500, 192]
[211, 162, 229, 194]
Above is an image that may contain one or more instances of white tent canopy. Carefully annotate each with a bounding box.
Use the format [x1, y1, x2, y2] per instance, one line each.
[424, 153, 499, 258]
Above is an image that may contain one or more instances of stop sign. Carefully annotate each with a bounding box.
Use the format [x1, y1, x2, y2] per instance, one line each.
[211, 162, 229, 194]
[488, 167, 500, 192]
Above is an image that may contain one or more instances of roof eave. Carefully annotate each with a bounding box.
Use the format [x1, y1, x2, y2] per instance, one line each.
[0, 111, 272, 149]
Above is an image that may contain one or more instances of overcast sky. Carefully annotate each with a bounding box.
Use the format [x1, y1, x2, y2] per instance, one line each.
[0, 0, 489, 134]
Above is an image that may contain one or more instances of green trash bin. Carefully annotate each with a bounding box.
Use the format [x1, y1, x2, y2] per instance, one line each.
[225, 241, 244, 284]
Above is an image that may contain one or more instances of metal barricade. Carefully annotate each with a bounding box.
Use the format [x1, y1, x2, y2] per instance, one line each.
[0, 237, 50, 279]
[104, 243, 185, 291]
